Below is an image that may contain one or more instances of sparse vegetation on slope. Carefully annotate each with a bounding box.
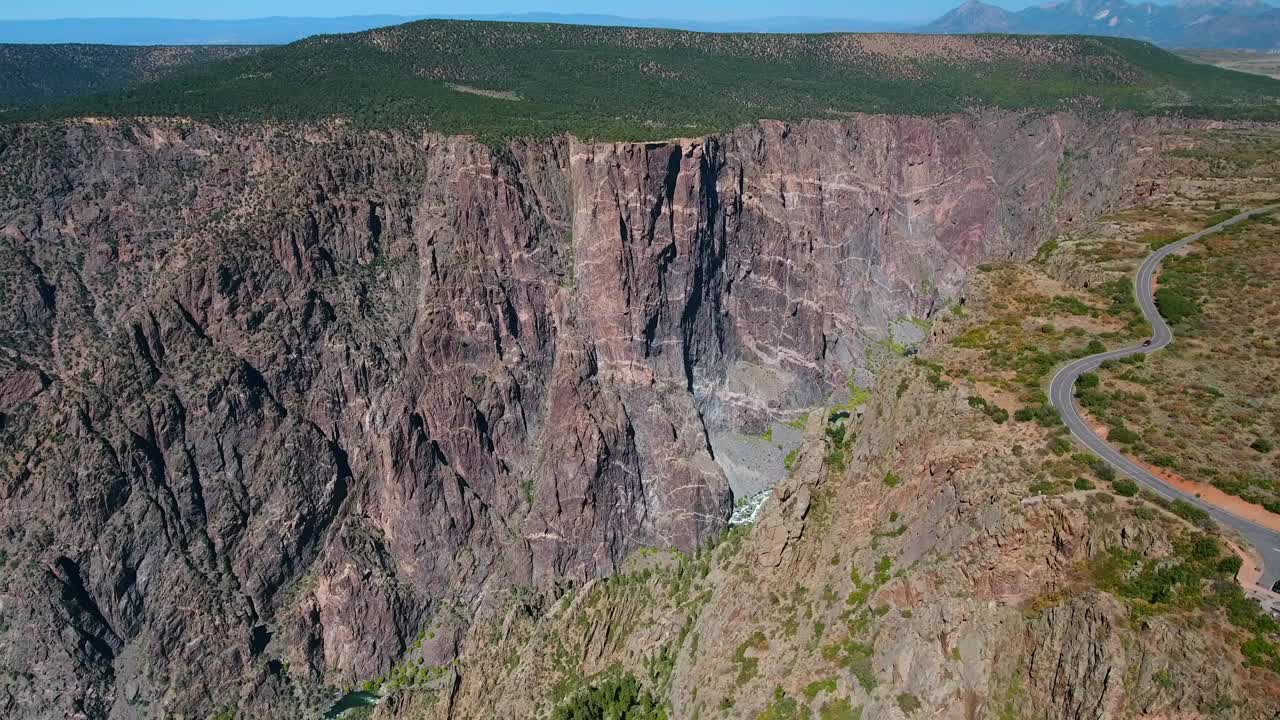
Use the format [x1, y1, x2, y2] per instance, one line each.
[941, 127, 1280, 516]
[1093, 204, 1280, 512]
[1091, 531, 1280, 673]
[552, 673, 667, 720]
[9, 20, 1280, 139]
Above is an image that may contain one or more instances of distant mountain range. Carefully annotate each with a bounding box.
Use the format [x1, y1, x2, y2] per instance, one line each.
[925, 0, 1280, 49]
[0, 2, 1275, 49]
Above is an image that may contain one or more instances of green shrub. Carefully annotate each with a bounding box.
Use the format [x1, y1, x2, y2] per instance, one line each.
[1240, 637, 1280, 673]
[1215, 575, 1280, 673]
[1217, 583, 1280, 636]
[1092, 534, 1280, 674]
[1112, 478, 1139, 497]
[911, 358, 950, 391]
[1252, 438, 1274, 454]
[953, 328, 989, 349]
[1154, 288, 1200, 324]
[967, 396, 1009, 424]
[883, 472, 901, 488]
[1029, 479, 1065, 496]
[552, 673, 666, 720]
[802, 678, 837, 701]
[1108, 426, 1140, 444]
[784, 448, 800, 472]
[1014, 404, 1061, 427]
[895, 693, 922, 715]
[1050, 295, 1092, 316]
[1091, 535, 1218, 606]
[825, 420, 851, 474]
[1170, 500, 1212, 529]
[1034, 238, 1059, 263]
[874, 555, 893, 585]
[1075, 385, 1112, 414]
[818, 699, 861, 720]
[732, 631, 768, 685]
[846, 382, 872, 408]
[1049, 437, 1072, 456]
[1218, 555, 1243, 576]
[822, 639, 876, 691]
[1074, 476, 1094, 491]
[1051, 459, 1078, 479]
[758, 687, 803, 720]
[1079, 454, 1116, 482]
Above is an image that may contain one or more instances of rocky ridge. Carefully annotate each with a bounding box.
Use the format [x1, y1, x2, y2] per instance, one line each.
[0, 111, 1161, 718]
[402, 345, 1280, 720]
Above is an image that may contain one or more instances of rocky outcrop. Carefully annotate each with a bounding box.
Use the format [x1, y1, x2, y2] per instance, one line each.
[0, 111, 1158, 718]
[1027, 595, 1125, 720]
[425, 351, 1279, 720]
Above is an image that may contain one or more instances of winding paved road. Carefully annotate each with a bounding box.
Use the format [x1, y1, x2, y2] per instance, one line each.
[1048, 204, 1280, 592]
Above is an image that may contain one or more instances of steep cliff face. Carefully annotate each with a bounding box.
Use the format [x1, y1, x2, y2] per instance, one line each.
[573, 114, 1153, 431]
[0, 112, 1155, 718]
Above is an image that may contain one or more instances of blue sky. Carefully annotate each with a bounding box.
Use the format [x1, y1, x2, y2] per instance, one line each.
[4, 1, 1046, 23]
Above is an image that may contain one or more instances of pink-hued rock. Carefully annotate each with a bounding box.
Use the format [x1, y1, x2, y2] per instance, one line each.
[0, 367, 45, 413]
[0, 111, 1158, 718]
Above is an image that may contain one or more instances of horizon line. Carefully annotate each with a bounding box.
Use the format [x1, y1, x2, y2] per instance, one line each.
[0, 12, 935, 25]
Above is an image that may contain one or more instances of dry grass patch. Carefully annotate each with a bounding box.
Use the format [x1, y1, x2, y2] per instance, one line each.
[446, 83, 522, 101]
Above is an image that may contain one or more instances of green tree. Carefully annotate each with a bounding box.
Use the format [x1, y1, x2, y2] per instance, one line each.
[552, 674, 667, 720]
